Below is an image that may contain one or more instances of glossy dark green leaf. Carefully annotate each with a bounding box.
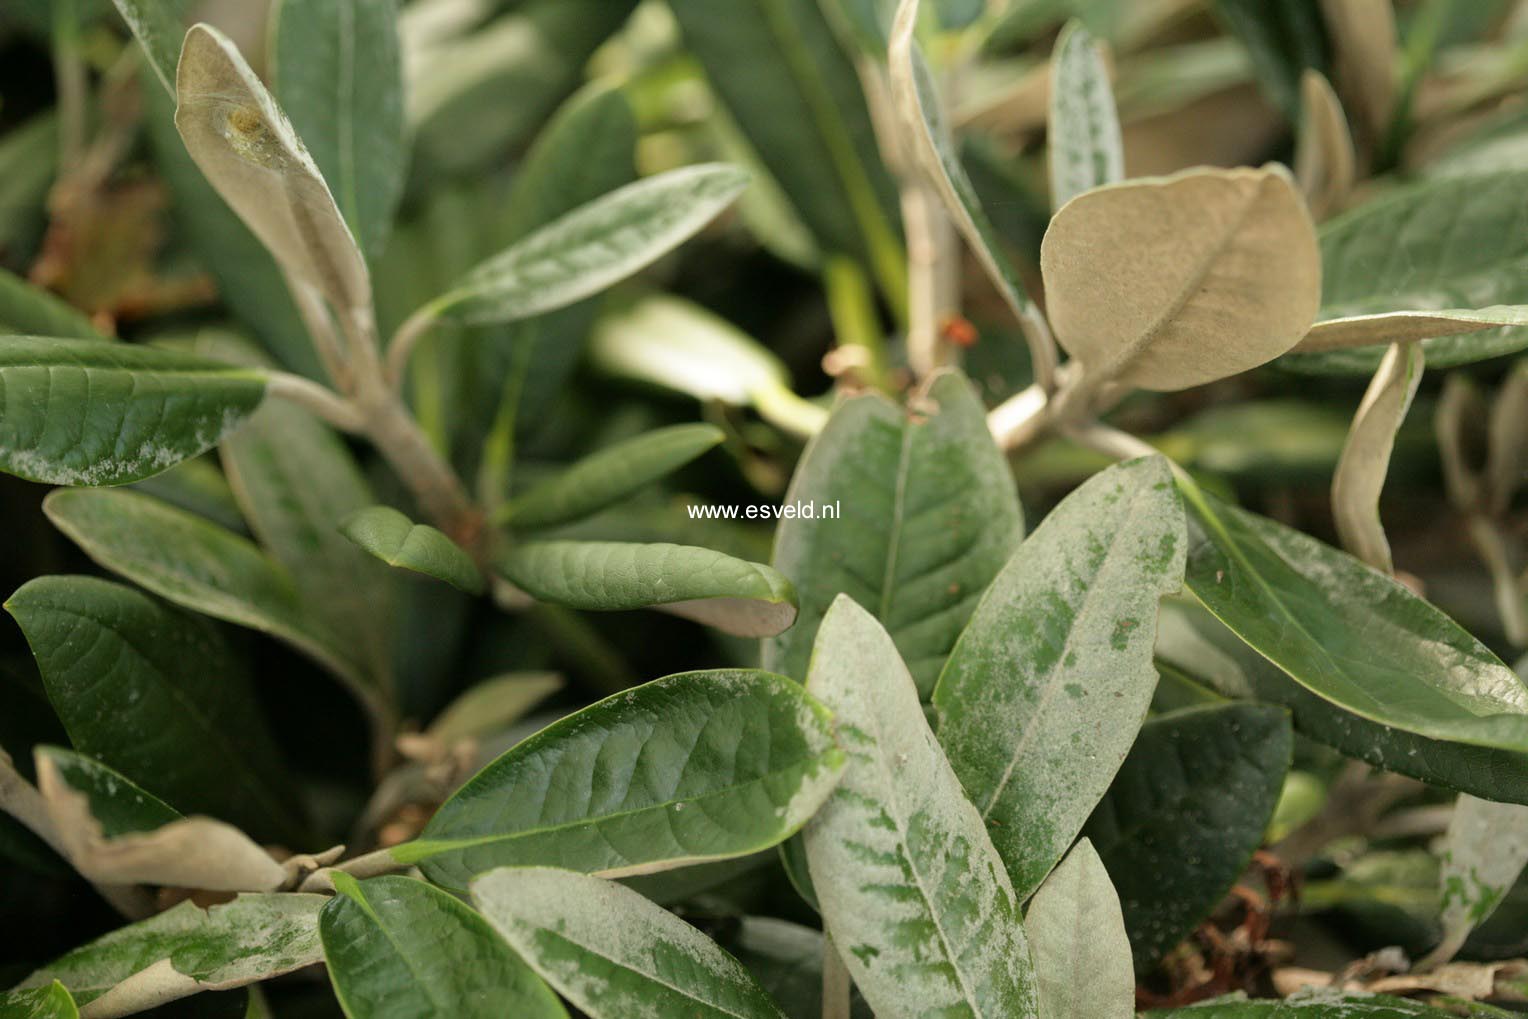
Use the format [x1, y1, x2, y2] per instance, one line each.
[668, 0, 902, 286]
[0, 337, 267, 486]
[340, 506, 482, 594]
[427, 165, 748, 326]
[0, 981, 77, 1019]
[1084, 703, 1292, 966]
[1143, 994, 1461, 1018]
[17, 894, 324, 1012]
[934, 456, 1185, 902]
[5, 576, 303, 844]
[221, 403, 396, 686]
[320, 874, 566, 1019]
[765, 371, 1023, 694]
[1048, 20, 1124, 210]
[502, 424, 724, 529]
[803, 596, 1038, 1019]
[497, 540, 798, 638]
[1180, 481, 1528, 754]
[0, 268, 102, 340]
[42, 488, 373, 699]
[475, 867, 788, 1019]
[1284, 170, 1528, 375]
[1156, 597, 1528, 804]
[1210, 0, 1329, 120]
[399, 669, 843, 891]
[270, 0, 405, 258]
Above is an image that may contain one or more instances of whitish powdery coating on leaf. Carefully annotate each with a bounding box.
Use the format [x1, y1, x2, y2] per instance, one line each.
[20, 894, 323, 1013]
[935, 455, 1186, 902]
[473, 866, 788, 1019]
[175, 24, 370, 313]
[803, 596, 1037, 1019]
[1025, 838, 1134, 1019]
[1426, 794, 1528, 968]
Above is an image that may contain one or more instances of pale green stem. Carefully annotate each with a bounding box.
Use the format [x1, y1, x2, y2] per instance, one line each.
[824, 256, 890, 390]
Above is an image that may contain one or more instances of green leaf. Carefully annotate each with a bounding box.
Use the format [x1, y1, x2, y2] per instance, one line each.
[473, 866, 790, 1019]
[426, 165, 748, 326]
[320, 874, 567, 1019]
[587, 295, 794, 406]
[0, 337, 267, 486]
[496, 540, 798, 638]
[407, 0, 638, 178]
[890, 2, 1039, 331]
[270, 0, 405, 259]
[340, 506, 482, 594]
[0, 112, 58, 262]
[1180, 481, 1528, 754]
[42, 488, 374, 700]
[17, 894, 324, 1011]
[221, 402, 396, 686]
[668, 0, 902, 294]
[1085, 703, 1292, 965]
[1283, 171, 1528, 375]
[108, 0, 193, 95]
[1025, 839, 1134, 1019]
[802, 596, 1039, 1019]
[1143, 993, 1463, 1018]
[34, 746, 180, 837]
[5, 576, 304, 844]
[502, 424, 725, 529]
[130, 456, 247, 534]
[424, 673, 562, 746]
[465, 85, 638, 484]
[765, 371, 1023, 694]
[0, 268, 103, 340]
[1048, 20, 1124, 210]
[1210, 0, 1329, 120]
[399, 669, 843, 890]
[933, 455, 1186, 901]
[1156, 597, 1528, 804]
[175, 23, 371, 314]
[0, 982, 77, 1019]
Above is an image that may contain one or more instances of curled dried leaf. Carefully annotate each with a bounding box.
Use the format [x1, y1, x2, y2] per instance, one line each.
[1040, 165, 1321, 391]
[1331, 341, 1423, 574]
[38, 753, 287, 893]
[1294, 70, 1356, 220]
[174, 24, 370, 313]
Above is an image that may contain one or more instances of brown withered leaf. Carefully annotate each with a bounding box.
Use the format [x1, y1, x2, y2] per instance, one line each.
[38, 753, 288, 893]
